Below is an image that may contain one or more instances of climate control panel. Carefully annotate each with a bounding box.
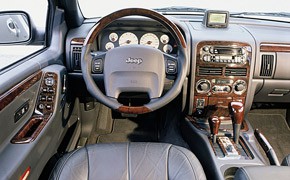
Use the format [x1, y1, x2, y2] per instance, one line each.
[195, 78, 247, 95]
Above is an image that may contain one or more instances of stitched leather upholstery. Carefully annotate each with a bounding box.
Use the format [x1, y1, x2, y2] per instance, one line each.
[234, 166, 290, 180]
[49, 142, 206, 180]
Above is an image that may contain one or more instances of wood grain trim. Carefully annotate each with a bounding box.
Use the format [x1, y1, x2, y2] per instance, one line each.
[71, 38, 85, 45]
[11, 72, 58, 144]
[117, 105, 151, 114]
[84, 8, 186, 48]
[11, 115, 51, 143]
[260, 43, 290, 52]
[0, 71, 42, 111]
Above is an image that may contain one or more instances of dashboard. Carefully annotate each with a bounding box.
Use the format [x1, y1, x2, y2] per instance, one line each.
[65, 14, 290, 115]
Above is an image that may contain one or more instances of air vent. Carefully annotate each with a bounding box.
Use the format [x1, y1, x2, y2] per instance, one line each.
[225, 68, 247, 76]
[199, 67, 222, 76]
[260, 54, 275, 77]
[71, 45, 82, 70]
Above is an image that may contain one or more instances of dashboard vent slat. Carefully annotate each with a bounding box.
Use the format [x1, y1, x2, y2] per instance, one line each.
[199, 67, 222, 76]
[260, 54, 274, 77]
[225, 68, 247, 76]
[71, 45, 82, 70]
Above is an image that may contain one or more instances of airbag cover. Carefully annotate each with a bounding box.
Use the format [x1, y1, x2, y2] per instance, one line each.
[104, 45, 165, 99]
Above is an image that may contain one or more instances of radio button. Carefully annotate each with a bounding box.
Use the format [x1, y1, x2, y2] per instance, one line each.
[203, 46, 210, 52]
[203, 55, 211, 62]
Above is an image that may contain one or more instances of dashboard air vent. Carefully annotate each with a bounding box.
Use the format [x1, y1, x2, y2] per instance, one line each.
[260, 54, 274, 77]
[199, 67, 222, 76]
[225, 68, 247, 76]
[71, 45, 82, 70]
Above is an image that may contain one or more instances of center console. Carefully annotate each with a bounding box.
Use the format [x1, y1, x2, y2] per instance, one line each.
[182, 41, 266, 180]
[193, 41, 250, 117]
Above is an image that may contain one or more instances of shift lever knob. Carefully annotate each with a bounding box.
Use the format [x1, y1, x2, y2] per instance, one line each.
[208, 116, 221, 143]
[229, 101, 244, 144]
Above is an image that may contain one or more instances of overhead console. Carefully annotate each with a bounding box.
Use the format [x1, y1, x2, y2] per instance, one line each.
[192, 41, 251, 117]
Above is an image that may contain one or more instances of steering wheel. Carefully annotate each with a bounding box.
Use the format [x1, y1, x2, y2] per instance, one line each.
[81, 8, 188, 114]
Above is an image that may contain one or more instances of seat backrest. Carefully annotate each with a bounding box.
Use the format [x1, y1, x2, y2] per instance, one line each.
[49, 142, 207, 180]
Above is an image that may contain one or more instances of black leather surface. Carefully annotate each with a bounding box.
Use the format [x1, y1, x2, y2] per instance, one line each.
[49, 142, 206, 180]
[281, 154, 290, 166]
[234, 166, 290, 180]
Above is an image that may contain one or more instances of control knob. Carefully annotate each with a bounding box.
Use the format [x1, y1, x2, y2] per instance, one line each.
[196, 79, 211, 93]
[233, 80, 247, 95]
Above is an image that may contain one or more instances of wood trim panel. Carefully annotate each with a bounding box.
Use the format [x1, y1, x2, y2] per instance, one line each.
[0, 71, 42, 111]
[11, 72, 58, 144]
[117, 105, 151, 114]
[71, 38, 85, 45]
[260, 43, 290, 52]
[193, 41, 251, 115]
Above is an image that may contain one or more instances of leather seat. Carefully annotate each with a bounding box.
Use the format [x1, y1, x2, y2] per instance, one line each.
[234, 166, 290, 180]
[49, 142, 206, 180]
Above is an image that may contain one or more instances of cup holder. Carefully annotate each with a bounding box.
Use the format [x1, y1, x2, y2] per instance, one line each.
[224, 167, 239, 180]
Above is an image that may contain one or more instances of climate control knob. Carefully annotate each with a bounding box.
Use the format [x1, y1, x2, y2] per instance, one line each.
[196, 79, 211, 93]
[233, 80, 247, 95]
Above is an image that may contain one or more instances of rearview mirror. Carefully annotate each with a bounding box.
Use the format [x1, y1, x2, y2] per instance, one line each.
[0, 12, 31, 44]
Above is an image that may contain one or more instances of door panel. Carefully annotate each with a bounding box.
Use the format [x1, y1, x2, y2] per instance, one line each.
[0, 65, 67, 179]
[0, 8, 69, 180]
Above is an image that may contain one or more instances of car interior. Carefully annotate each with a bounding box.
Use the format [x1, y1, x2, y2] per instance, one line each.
[1, 0, 290, 179]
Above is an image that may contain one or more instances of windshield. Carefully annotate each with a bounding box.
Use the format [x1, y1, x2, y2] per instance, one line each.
[79, 0, 290, 20]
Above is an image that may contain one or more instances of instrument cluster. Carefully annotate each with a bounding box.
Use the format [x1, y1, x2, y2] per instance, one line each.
[99, 31, 177, 54]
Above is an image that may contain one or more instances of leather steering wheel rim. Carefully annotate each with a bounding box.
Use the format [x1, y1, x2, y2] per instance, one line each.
[81, 8, 188, 114]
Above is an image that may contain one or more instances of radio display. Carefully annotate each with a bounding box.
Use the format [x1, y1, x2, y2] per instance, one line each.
[215, 47, 242, 55]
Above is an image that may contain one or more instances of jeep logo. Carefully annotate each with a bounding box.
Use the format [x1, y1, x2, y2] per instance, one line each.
[126, 57, 143, 65]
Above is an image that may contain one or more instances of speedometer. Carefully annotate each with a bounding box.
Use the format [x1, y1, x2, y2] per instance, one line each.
[140, 33, 159, 49]
[119, 32, 138, 46]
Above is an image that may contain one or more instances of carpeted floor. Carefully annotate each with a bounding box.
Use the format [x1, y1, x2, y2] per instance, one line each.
[97, 116, 158, 143]
[247, 109, 290, 163]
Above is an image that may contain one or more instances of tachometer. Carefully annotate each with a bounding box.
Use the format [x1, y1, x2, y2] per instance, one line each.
[140, 33, 159, 49]
[119, 32, 138, 46]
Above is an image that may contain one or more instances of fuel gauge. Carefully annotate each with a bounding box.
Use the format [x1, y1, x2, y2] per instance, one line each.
[105, 42, 114, 50]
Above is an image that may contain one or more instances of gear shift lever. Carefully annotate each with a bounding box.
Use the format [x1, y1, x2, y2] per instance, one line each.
[229, 101, 244, 144]
[208, 116, 221, 143]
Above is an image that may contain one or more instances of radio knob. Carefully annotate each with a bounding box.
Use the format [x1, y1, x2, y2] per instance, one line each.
[203, 46, 210, 52]
[203, 55, 211, 62]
